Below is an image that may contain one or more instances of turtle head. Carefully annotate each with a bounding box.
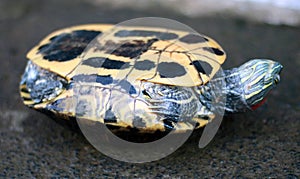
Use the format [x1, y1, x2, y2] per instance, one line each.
[238, 59, 283, 109]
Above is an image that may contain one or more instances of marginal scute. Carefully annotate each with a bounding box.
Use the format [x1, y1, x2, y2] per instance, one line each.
[202, 47, 224, 56]
[104, 109, 118, 123]
[118, 80, 137, 95]
[95, 75, 114, 85]
[190, 60, 213, 75]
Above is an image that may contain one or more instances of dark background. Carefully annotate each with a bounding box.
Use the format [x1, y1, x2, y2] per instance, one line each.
[0, 0, 299, 178]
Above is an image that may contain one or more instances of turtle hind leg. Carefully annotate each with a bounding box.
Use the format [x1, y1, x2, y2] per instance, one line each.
[162, 114, 215, 133]
[162, 118, 196, 133]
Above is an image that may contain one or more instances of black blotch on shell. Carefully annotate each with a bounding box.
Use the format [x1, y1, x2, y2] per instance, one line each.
[72, 74, 113, 85]
[71, 75, 136, 94]
[202, 47, 224, 56]
[104, 109, 118, 123]
[157, 62, 187, 78]
[190, 60, 213, 75]
[118, 80, 137, 95]
[110, 39, 158, 59]
[179, 34, 209, 44]
[38, 30, 101, 62]
[22, 96, 32, 101]
[20, 87, 29, 93]
[134, 59, 156, 70]
[82, 57, 130, 69]
[114, 30, 178, 40]
[71, 74, 96, 83]
[95, 75, 114, 85]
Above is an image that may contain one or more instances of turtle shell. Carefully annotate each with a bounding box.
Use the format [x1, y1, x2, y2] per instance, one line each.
[26, 24, 226, 87]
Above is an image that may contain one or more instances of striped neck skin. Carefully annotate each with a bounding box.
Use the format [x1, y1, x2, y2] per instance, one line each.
[226, 59, 282, 112]
[198, 59, 283, 113]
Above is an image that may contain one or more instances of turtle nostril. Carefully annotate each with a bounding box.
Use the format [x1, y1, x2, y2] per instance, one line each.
[279, 65, 283, 74]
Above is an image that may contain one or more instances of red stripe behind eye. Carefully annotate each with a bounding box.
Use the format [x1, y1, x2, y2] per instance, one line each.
[251, 98, 267, 110]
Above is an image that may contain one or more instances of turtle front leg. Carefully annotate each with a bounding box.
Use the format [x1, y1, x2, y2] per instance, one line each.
[142, 82, 199, 131]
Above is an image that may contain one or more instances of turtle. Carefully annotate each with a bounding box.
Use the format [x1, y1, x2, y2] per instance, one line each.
[19, 24, 283, 133]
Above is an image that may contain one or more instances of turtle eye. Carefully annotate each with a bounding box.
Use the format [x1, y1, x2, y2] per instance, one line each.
[274, 74, 280, 84]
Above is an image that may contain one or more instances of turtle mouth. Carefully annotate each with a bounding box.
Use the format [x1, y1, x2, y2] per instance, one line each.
[273, 62, 283, 85]
[274, 74, 280, 85]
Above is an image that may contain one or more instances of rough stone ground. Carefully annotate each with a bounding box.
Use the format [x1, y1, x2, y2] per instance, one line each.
[0, 0, 299, 178]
